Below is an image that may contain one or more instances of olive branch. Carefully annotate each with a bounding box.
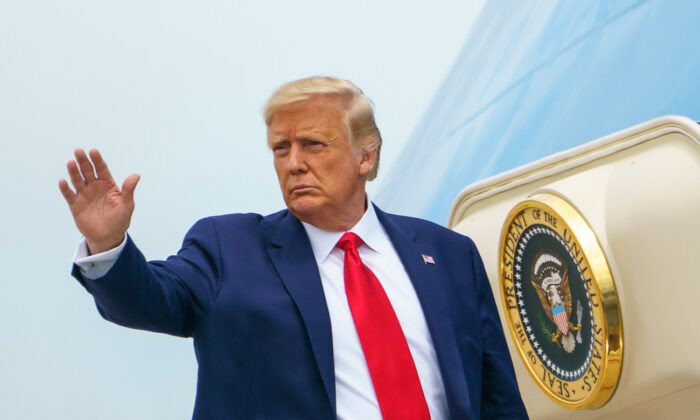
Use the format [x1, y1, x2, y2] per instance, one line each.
[539, 311, 554, 337]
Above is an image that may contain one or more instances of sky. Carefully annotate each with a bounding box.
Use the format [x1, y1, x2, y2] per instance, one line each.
[0, 1, 485, 418]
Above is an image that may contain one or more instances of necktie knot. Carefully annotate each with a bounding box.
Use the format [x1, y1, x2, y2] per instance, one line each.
[337, 232, 363, 251]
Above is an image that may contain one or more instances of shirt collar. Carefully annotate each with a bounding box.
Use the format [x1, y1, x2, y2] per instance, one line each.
[301, 199, 389, 265]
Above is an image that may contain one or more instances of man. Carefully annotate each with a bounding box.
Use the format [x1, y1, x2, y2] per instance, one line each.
[60, 77, 528, 419]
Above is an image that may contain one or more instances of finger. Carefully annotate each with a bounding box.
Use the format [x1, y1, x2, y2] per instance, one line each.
[74, 148, 96, 182]
[89, 148, 113, 181]
[67, 160, 85, 191]
[121, 174, 140, 204]
[58, 179, 76, 205]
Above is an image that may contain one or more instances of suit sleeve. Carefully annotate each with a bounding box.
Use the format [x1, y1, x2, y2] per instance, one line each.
[469, 239, 529, 419]
[72, 218, 223, 338]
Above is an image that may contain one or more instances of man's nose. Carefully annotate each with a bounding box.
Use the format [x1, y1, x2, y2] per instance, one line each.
[287, 144, 308, 174]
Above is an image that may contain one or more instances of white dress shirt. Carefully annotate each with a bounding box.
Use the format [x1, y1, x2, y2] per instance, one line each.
[301, 204, 447, 420]
[73, 234, 127, 278]
[73, 203, 448, 420]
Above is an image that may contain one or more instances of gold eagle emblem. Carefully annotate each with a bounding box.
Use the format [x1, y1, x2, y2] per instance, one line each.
[530, 251, 582, 353]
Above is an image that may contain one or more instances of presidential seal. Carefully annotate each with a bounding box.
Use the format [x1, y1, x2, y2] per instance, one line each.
[499, 193, 622, 409]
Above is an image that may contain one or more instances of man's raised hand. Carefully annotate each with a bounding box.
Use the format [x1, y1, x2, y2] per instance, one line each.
[59, 148, 140, 254]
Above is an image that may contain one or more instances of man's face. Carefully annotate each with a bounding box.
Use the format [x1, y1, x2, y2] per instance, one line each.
[268, 95, 375, 230]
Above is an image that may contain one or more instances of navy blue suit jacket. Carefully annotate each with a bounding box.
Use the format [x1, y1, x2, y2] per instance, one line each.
[73, 206, 527, 419]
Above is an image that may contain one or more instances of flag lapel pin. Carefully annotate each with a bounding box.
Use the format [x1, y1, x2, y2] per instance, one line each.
[422, 254, 435, 265]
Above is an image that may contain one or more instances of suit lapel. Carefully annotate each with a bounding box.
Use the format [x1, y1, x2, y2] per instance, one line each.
[264, 211, 336, 413]
[374, 205, 472, 418]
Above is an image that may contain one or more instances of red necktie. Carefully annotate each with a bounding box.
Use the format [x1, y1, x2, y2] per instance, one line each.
[337, 232, 431, 420]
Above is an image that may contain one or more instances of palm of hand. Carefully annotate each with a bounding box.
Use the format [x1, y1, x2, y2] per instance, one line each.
[72, 178, 132, 243]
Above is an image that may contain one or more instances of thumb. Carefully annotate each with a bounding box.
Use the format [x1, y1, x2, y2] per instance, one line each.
[121, 173, 141, 203]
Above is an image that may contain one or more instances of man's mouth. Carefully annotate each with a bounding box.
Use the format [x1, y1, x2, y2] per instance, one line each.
[291, 184, 315, 194]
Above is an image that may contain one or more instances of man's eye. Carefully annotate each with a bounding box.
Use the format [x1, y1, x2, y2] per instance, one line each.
[272, 145, 289, 154]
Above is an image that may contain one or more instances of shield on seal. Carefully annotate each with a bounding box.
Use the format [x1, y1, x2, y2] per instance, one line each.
[552, 304, 569, 335]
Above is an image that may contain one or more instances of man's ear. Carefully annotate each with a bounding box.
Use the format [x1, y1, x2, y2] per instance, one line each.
[358, 147, 378, 177]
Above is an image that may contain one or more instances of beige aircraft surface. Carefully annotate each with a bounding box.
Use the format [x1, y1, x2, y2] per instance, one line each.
[449, 116, 700, 419]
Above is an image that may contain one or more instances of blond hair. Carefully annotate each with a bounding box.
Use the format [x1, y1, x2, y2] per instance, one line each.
[263, 76, 382, 180]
